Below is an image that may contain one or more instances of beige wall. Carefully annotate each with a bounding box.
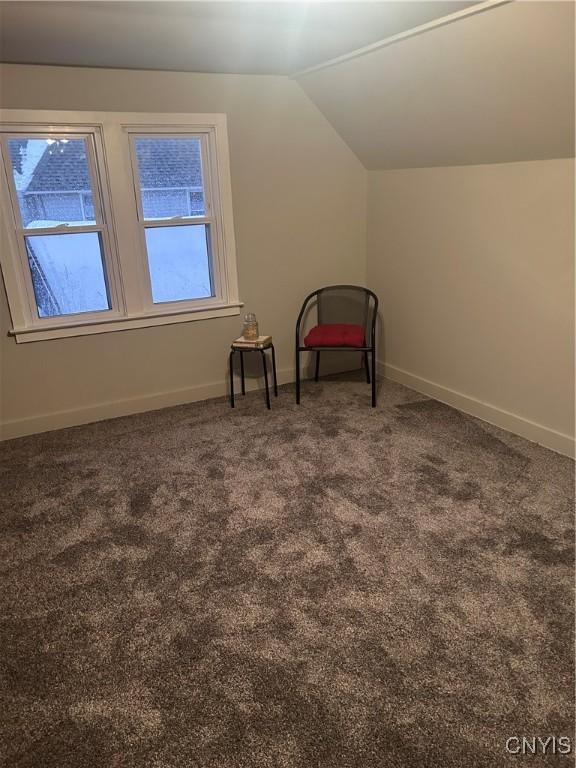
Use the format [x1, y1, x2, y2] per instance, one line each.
[1, 66, 573, 455]
[368, 159, 575, 455]
[0, 64, 367, 436]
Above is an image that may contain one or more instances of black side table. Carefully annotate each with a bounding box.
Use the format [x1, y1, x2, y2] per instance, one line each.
[229, 342, 278, 409]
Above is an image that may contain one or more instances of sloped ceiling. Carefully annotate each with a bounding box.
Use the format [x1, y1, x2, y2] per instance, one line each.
[0, 1, 478, 76]
[297, 1, 575, 169]
[0, 1, 573, 169]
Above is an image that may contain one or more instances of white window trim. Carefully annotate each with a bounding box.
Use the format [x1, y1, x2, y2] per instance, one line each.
[127, 129, 222, 314]
[1, 126, 126, 328]
[0, 110, 242, 343]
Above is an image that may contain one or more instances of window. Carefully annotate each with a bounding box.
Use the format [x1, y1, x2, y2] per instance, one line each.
[131, 136, 213, 305]
[0, 111, 240, 342]
[5, 135, 114, 320]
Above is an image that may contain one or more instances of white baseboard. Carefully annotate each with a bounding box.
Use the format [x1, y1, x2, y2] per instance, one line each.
[0, 352, 362, 441]
[0, 366, 296, 441]
[380, 362, 575, 459]
[2, 360, 574, 460]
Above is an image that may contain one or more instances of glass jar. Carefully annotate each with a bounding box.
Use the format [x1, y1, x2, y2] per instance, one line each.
[242, 312, 259, 340]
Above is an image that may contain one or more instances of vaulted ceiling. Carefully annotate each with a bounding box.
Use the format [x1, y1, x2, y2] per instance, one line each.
[0, 1, 478, 75]
[296, 1, 575, 168]
[0, 1, 573, 169]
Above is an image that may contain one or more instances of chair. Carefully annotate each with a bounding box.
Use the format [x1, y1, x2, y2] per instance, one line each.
[295, 285, 379, 407]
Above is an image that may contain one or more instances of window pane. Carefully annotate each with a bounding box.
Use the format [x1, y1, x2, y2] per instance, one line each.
[144, 225, 212, 304]
[134, 137, 205, 220]
[25, 232, 110, 317]
[7, 138, 96, 228]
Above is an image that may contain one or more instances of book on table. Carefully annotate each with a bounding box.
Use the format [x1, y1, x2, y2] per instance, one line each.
[232, 335, 272, 349]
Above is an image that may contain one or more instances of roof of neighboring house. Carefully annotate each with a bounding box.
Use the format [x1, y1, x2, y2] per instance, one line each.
[26, 140, 90, 192]
[25, 137, 202, 193]
[135, 138, 203, 189]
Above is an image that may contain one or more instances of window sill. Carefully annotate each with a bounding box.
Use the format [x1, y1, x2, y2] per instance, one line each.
[10, 302, 243, 343]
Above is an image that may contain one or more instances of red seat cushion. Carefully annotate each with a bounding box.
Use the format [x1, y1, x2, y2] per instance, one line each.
[304, 323, 365, 348]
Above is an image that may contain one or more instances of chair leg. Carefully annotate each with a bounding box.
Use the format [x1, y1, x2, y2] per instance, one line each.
[271, 345, 278, 397]
[314, 351, 321, 382]
[261, 349, 271, 409]
[240, 350, 246, 395]
[371, 347, 376, 407]
[364, 351, 370, 384]
[229, 350, 235, 408]
[296, 349, 301, 404]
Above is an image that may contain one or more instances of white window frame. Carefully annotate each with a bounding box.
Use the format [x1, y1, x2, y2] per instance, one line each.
[0, 110, 241, 342]
[127, 129, 223, 314]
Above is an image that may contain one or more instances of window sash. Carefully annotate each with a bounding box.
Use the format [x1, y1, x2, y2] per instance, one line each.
[143, 223, 215, 305]
[4, 132, 105, 231]
[0, 128, 123, 324]
[127, 131, 226, 311]
[24, 231, 113, 318]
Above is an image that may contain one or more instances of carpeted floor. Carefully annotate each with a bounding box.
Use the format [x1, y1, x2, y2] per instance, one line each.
[1, 373, 574, 767]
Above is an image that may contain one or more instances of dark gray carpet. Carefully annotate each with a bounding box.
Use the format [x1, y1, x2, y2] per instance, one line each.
[1, 373, 574, 767]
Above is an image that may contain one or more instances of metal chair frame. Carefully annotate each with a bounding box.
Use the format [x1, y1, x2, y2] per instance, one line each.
[295, 285, 378, 407]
